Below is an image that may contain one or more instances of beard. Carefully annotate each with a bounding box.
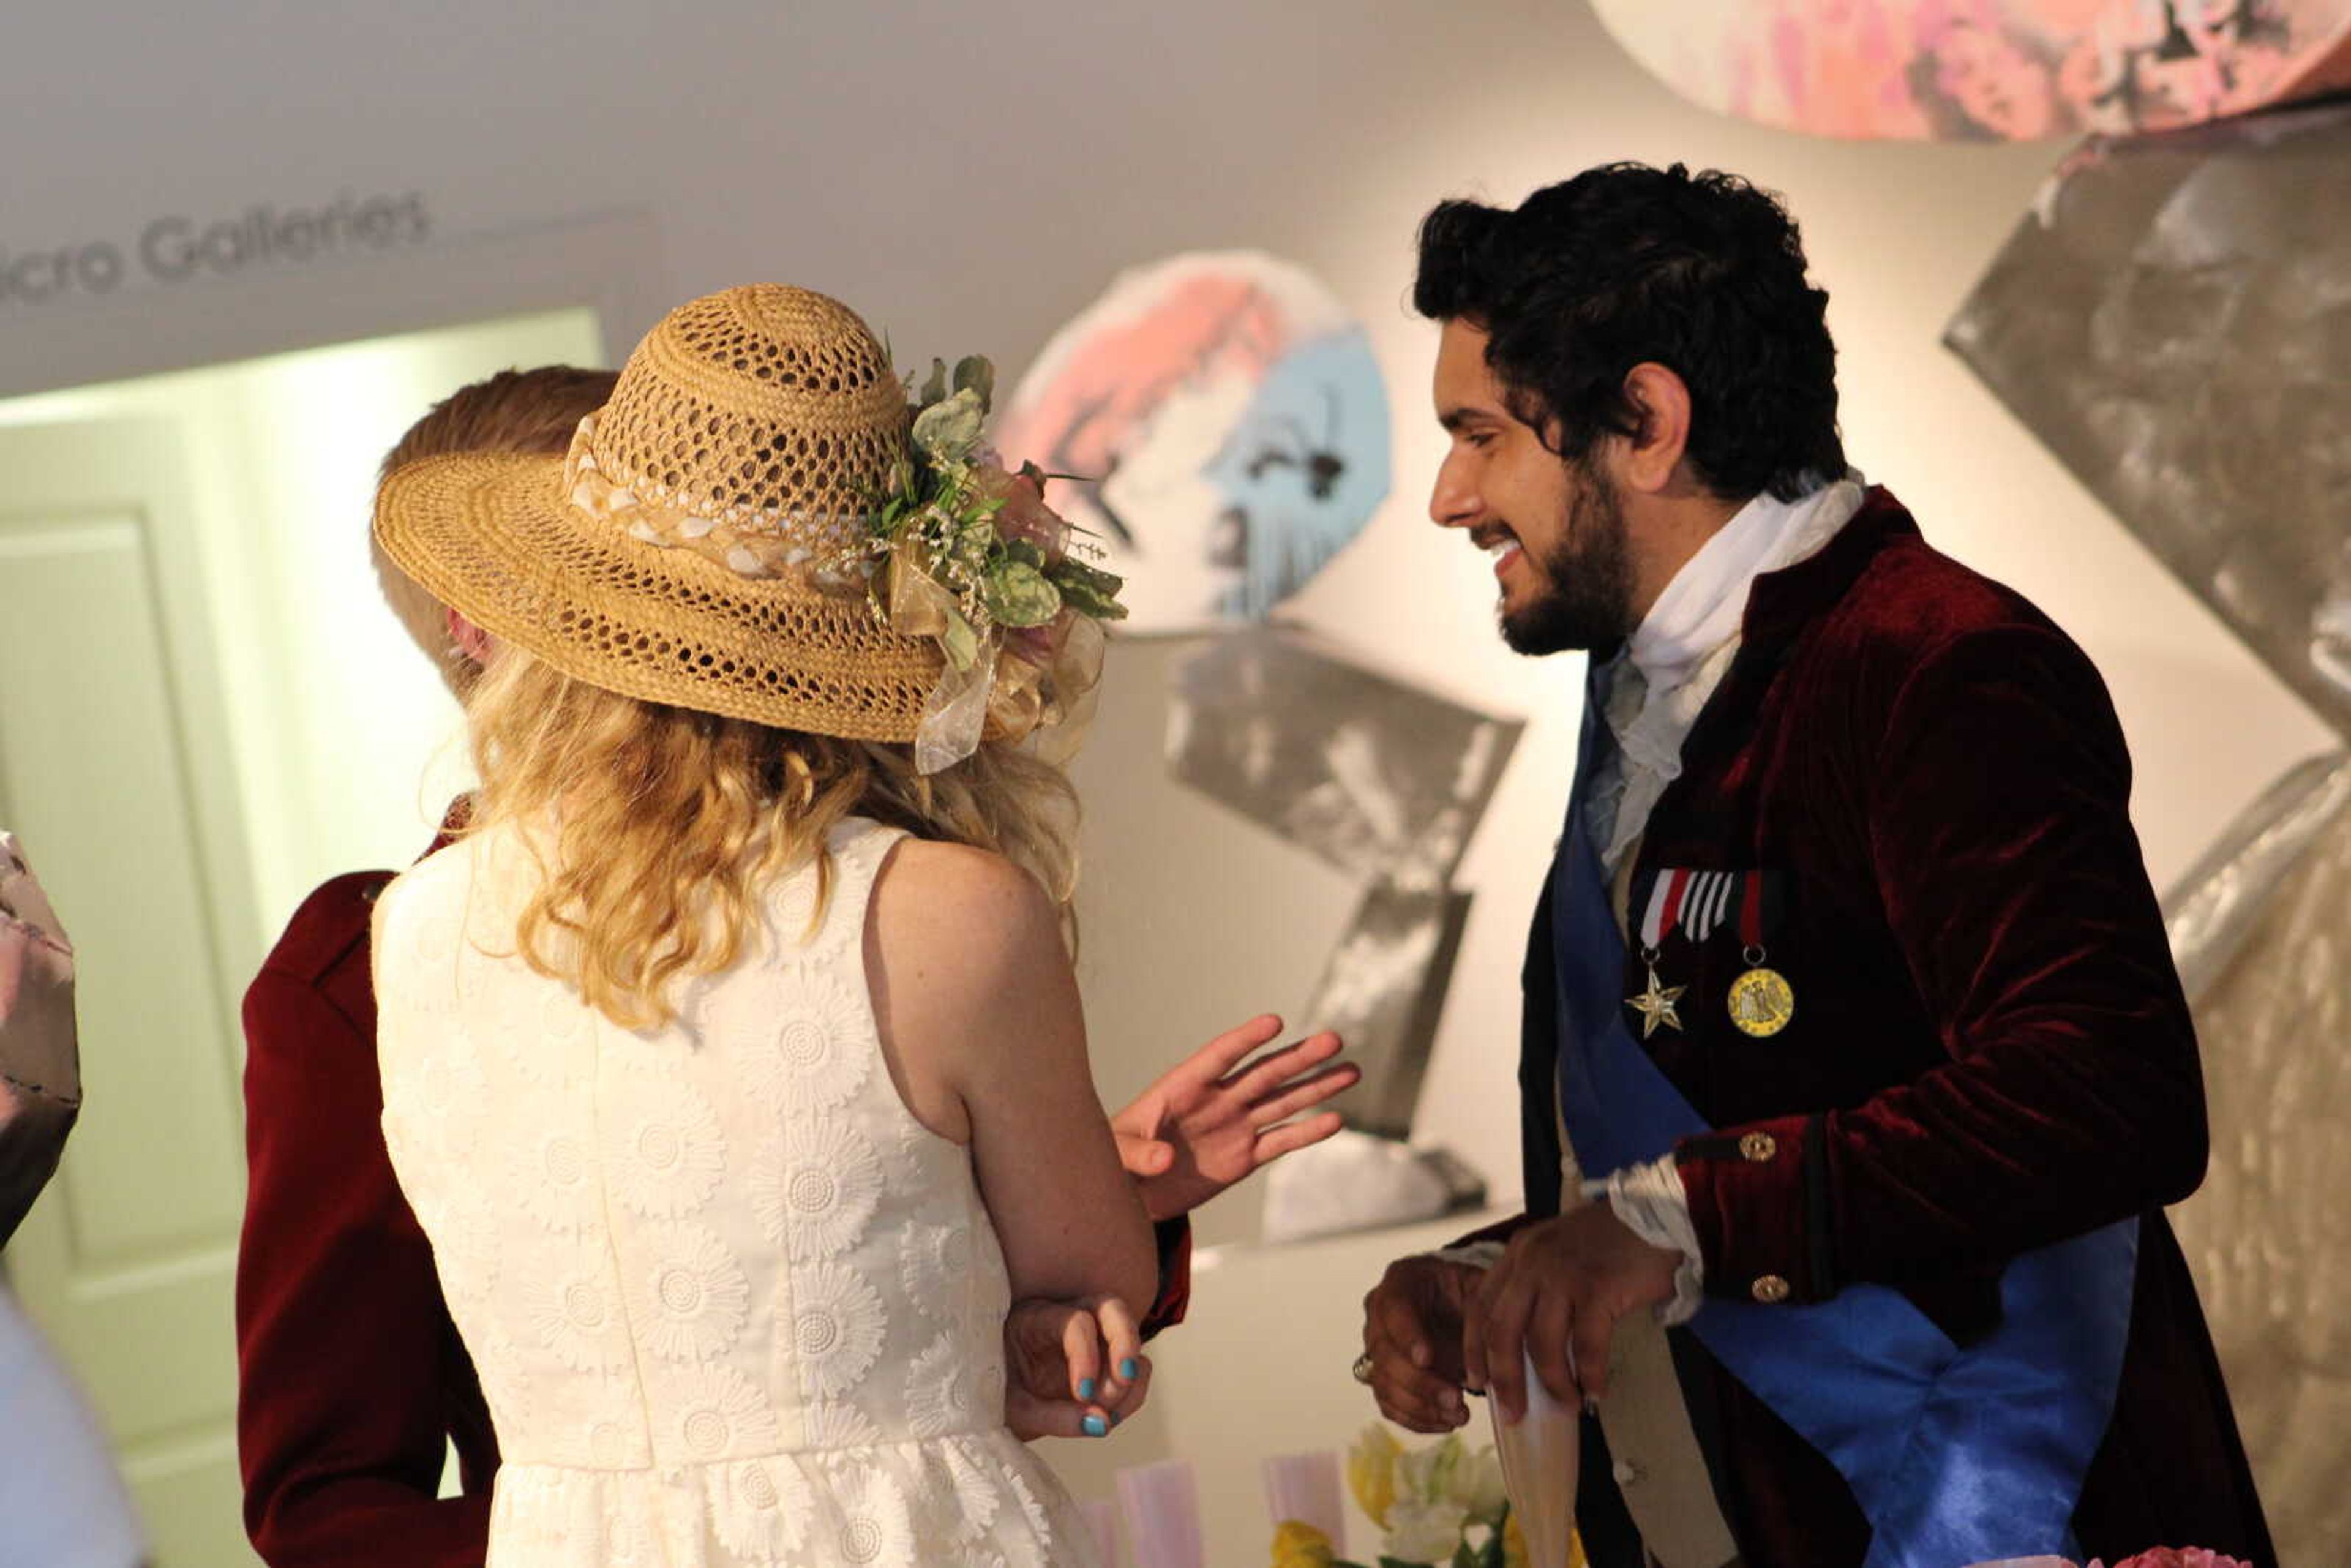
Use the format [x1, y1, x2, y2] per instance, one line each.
[1499, 460, 1634, 656]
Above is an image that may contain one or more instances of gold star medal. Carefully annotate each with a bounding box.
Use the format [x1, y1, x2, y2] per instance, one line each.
[1627, 870, 1693, 1039]
[1727, 873, 1794, 1038]
[1627, 962, 1686, 1039]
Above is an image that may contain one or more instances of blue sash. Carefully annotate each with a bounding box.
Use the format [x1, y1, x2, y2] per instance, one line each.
[1553, 678, 2136, 1567]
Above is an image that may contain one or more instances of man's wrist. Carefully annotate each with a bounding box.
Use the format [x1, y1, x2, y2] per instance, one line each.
[1588, 1156, 1704, 1325]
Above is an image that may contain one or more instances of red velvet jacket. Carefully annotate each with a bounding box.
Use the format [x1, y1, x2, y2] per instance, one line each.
[1513, 493, 2271, 1567]
[236, 827, 1191, 1568]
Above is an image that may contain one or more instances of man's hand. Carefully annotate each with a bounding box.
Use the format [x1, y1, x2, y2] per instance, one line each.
[1111, 1014, 1358, 1223]
[1359, 1253, 1483, 1433]
[1003, 1294, 1152, 1441]
[1463, 1204, 1680, 1423]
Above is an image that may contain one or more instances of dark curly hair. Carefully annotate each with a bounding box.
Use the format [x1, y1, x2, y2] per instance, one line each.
[1414, 163, 1845, 503]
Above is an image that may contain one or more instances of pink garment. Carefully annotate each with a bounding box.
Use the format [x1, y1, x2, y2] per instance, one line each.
[0, 832, 78, 1248]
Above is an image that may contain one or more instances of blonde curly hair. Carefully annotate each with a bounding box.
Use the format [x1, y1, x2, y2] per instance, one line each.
[462, 643, 1079, 1030]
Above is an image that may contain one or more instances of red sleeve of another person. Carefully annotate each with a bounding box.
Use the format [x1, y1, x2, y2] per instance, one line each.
[234, 871, 497, 1568]
[1141, 1218, 1192, 1338]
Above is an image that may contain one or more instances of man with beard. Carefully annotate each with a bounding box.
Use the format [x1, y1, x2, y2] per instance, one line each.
[1356, 164, 2270, 1567]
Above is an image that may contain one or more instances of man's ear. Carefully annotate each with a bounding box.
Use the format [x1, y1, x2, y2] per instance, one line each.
[446, 607, 493, 667]
[1617, 362, 1695, 496]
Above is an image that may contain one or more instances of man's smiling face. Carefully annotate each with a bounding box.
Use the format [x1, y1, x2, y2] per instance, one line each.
[1427, 318, 1633, 655]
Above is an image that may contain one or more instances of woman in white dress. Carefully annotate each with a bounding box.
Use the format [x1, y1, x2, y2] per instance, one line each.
[369, 284, 1157, 1567]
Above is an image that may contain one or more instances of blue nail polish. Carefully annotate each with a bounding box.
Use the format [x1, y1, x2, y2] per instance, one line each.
[1119, 1357, 1139, 1380]
[1078, 1378, 1098, 1401]
[1082, 1414, 1108, 1438]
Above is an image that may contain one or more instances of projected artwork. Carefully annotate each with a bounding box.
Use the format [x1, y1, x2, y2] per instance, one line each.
[1591, 0, 2351, 141]
[1167, 628, 1522, 1137]
[1947, 96, 2351, 732]
[995, 252, 1391, 631]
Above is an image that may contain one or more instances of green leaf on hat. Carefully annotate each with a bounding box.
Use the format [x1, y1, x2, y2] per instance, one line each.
[983, 558, 1063, 628]
[912, 387, 986, 465]
[1049, 555, 1127, 610]
[1053, 573, 1127, 622]
[952, 354, 997, 414]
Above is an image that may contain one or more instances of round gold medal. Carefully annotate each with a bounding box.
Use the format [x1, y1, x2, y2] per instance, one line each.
[1728, 967, 1796, 1038]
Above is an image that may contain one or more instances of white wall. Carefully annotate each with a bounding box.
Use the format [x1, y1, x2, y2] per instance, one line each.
[4, 0, 2330, 1559]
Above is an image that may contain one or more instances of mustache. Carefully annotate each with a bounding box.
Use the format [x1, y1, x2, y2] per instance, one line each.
[1469, 522, 1520, 550]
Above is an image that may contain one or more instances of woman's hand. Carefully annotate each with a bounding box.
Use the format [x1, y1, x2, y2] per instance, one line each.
[1111, 1014, 1357, 1221]
[1003, 1294, 1152, 1440]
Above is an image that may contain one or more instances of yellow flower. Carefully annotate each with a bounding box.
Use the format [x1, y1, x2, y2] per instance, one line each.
[1347, 1424, 1403, 1530]
[1271, 1521, 1337, 1568]
[1501, 1510, 1589, 1568]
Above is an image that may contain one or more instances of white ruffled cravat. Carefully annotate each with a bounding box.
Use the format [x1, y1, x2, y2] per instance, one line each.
[1588, 476, 1867, 878]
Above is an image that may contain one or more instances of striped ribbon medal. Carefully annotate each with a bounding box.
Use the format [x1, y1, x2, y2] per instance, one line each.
[1635, 869, 1796, 1039]
[1725, 872, 1796, 1038]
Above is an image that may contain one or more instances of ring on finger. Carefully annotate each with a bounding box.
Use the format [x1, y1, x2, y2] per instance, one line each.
[1351, 1352, 1376, 1386]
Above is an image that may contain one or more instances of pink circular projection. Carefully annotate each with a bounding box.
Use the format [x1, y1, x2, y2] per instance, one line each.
[995, 252, 1391, 631]
[1592, 0, 2351, 140]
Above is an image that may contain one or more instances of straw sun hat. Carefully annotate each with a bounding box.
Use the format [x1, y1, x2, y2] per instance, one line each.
[375, 285, 956, 747]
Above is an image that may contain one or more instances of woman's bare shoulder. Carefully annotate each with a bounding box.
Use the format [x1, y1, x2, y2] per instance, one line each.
[869, 838, 1058, 973]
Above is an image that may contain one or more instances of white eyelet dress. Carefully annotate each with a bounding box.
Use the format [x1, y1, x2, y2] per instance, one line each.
[374, 818, 1098, 1568]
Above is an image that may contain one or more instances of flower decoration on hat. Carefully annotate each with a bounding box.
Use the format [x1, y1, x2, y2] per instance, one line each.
[841, 354, 1128, 773]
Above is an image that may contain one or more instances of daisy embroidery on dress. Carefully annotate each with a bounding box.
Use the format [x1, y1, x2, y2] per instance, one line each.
[906, 1331, 978, 1439]
[751, 1118, 884, 1260]
[737, 969, 874, 1114]
[632, 1220, 752, 1364]
[712, 1455, 816, 1559]
[383, 1038, 488, 1169]
[602, 1075, 727, 1220]
[767, 831, 879, 961]
[827, 1462, 916, 1567]
[503, 978, 594, 1088]
[1004, 1464, 1057, 1542]
[898, 1215, 977, 1320]
[513, 1123, 600, 1237]
[940, 1439, 1001, 1537]
[802, 1398, 882, 1451]
[669, 1363, 782, 1460]
[526, 1242, 630, 1375]
[793, 1260, 889, 1400]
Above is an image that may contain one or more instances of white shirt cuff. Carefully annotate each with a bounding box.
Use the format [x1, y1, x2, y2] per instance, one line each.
[1581, 1155, 1704, 1326]
[1429, 1240, 1508, 1272]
